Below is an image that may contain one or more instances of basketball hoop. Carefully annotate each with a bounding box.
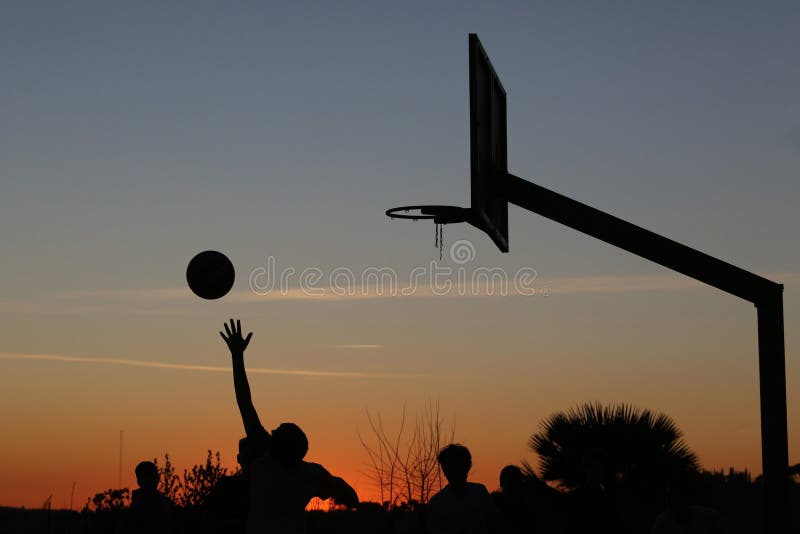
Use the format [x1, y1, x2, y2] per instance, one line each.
[385, 205, 470, 224]
[386, 205, 471, 260]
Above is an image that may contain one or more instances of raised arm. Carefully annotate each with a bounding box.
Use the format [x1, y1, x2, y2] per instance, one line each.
[220, 319, 267, 442]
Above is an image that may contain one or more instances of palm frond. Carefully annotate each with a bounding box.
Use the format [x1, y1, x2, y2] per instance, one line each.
[526, 401, 698, 492]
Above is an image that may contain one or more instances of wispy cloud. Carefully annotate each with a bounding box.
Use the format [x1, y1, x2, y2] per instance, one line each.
[3, 271, 798, 314]
[55, 288, 188, 301]
[0, 352, 433, 380]
[546, 274, 701, 294]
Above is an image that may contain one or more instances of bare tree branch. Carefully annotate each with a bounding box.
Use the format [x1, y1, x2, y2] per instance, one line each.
[359, 398, 455, 510]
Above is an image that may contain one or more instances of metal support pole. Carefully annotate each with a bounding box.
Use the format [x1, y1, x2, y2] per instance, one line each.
[756, 291, 788, 533]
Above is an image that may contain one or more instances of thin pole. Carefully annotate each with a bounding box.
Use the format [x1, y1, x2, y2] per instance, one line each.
[45, 494, 52, 533]
[118, 430, 123, 488]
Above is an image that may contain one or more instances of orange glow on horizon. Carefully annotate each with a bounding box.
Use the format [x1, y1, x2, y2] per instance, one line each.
[2, 282, 796, 511]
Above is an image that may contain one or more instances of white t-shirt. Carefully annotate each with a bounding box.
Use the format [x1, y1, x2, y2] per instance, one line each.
[245, 453, 333, 534]
[425, 482, 497, 534]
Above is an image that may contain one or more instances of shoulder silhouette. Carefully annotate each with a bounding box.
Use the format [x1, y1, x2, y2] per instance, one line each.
[425, 444, 500, 534]
[117, 461, 177, 534]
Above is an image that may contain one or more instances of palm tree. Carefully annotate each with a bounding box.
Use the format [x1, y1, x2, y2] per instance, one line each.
[525, 402, 698, 493]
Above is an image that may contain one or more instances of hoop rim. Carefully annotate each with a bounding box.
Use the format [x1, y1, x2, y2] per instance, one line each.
[385, 205, 470, 224]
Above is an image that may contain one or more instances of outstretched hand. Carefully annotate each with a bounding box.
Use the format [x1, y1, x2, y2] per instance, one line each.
[220, 319, 253, 355]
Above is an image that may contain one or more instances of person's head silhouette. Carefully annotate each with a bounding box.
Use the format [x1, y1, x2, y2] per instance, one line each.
[135, 461, 159, 491]
[437, 444, 471, 488]
[499, 465, 525, 494]
[271, 423, 308, 465]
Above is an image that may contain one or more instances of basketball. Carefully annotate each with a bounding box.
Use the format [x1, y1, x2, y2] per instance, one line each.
[186, 250, 235, 300]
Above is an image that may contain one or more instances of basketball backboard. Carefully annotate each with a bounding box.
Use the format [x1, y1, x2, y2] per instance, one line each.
[469, 33, 509, 252]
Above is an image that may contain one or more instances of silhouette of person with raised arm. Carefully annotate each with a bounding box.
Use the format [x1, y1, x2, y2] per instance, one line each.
[425, 444, 500, 534]
[220, 319, 358, 534]
[118, 461, 178, 534]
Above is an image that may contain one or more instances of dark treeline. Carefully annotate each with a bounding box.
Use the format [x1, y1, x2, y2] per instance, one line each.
[8, 438, 800, 533]
[4, 468, 800, 534]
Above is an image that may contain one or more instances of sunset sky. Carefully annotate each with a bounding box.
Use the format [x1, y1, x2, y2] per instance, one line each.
[1, 2, 799, 510]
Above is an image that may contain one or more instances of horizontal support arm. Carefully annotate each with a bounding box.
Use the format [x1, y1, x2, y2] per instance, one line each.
[504, 174, 781, 304]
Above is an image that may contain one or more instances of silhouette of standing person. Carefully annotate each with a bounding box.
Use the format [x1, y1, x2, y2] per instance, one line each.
[494, 465, 535, 533]
[117, 461, 177, 534]
[425, 444, 499, 534]
[496, 464, 566, 534]
[564, 457, 625, 534]
[220, 319, 358, 534]
[201, 437, 263, 533]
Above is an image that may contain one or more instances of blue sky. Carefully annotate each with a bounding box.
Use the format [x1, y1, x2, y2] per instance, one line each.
[2, 2, 798, 284]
